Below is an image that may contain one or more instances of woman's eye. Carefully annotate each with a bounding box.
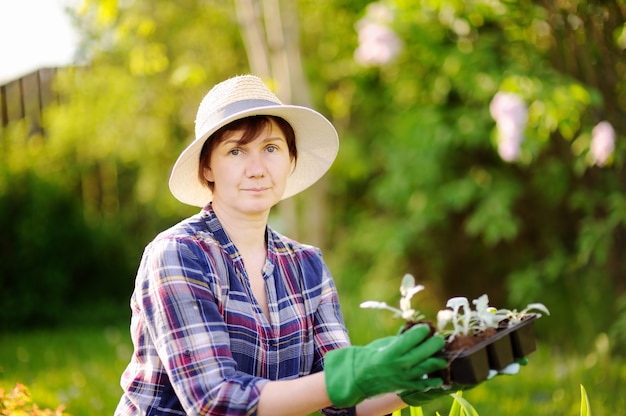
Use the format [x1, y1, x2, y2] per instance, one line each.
[266, 145, 278, 153]
[229, 149, 241, 156]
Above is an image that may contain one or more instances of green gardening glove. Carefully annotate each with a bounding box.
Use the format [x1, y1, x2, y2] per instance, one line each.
[398, 382, 471, 407]
[324, 324, 448, 408]
[398, 383, 453, 407]
[400, 357, 530, 406]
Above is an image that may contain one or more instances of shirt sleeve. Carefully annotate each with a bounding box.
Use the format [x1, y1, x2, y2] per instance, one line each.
[311, 254, 352, 368]
[305, 250, 356, 416]
[139, 235, 269, 415]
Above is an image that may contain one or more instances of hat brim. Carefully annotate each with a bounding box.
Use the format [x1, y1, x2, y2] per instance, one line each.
[168, 104, 339, 207]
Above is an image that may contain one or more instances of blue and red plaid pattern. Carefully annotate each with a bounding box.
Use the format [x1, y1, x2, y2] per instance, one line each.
[116, 205, 354, 415]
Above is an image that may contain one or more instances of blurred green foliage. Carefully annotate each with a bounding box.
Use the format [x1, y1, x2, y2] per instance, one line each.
[1, 0, 625, 363]
[0, 170, 133, 329]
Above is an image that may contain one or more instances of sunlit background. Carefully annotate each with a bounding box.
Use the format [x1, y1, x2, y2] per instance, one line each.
[1, 0, 625, 414]
[0, 0, 80, 83]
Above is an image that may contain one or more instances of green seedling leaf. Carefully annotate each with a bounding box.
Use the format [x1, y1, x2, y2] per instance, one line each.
[580, 384, 591, 416]
[523, 302, 551, 316]
[409, 406, 424, 416]
[359, 301, 403, 318]
[446, 297, 472, 336]
[449, 392, 479, 416]
[361, 273, 426, 322]
[400, 274, 425, 299]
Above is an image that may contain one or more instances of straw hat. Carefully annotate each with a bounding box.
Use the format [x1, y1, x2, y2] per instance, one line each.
[168, 75, 339, 207]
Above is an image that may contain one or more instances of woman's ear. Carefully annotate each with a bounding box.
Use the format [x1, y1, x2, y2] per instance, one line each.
[203, 167, 214, 183]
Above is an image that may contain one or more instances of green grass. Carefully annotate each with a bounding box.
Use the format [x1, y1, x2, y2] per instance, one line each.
[0, 324, 131, 415]
[1, 326, 624, 415]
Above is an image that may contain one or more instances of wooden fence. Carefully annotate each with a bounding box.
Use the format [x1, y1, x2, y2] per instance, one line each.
[0, 67, 59, 135]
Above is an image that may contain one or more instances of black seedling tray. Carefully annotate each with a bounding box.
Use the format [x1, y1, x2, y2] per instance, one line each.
[431, 314, 539, 385]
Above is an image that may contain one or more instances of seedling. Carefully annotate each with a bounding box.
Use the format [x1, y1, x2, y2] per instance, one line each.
[498, 302, 551, 325]
[361, 273, 549, 339]
[360, 273, 426, 322]
[436, 295, 501, 340]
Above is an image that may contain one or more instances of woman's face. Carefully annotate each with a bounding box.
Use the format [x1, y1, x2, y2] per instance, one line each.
[203, 119, 293, 217]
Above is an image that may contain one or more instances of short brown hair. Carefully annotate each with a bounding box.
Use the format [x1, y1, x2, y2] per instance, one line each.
[197, 115, 297, 191]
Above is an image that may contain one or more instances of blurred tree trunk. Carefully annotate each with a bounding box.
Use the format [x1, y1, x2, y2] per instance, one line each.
[235, 0, 329, 248]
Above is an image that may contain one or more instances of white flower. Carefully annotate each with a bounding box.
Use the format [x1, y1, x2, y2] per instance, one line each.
[489, 92, 528, 162]
[590, 121, 615, 167]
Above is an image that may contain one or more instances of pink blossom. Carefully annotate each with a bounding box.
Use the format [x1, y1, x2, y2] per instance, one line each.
[590, 121, 615, 166]
[489, 92, 528, 162]
[354, 3, 402, 67]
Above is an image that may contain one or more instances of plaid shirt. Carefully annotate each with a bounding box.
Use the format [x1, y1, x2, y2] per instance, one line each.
[116, 205, 353, 415]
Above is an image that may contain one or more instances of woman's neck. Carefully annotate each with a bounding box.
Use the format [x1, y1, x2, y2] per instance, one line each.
[211, 203, 268, 253]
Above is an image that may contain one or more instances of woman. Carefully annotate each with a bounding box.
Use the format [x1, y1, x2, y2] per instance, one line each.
[116, 75, 448, 416]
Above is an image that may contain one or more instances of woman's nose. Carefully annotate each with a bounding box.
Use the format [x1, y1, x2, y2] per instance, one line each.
[245, 153, 266, 177]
